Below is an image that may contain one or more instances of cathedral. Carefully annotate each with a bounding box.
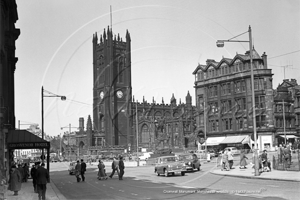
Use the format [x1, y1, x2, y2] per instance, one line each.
[65, 27, 196, 157]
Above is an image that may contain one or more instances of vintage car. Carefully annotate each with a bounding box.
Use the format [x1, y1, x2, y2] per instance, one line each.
[177, 154, 201, 171]
[68, 161, 76, 175]
[154, 156, 186, 177]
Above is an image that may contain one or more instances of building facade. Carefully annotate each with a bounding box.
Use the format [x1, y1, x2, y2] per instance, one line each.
[274, 79, 300, 146]
[92, 27, 132, 147]
[193, 48, 275, 151]
[64, 26, 197, 156]
[0, 0, 20, 178]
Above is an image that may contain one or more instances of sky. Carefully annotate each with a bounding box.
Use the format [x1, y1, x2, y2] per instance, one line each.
[15, 0, 300, 137]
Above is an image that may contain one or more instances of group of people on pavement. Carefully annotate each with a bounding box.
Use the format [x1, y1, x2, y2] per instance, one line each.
[277, 144, 292, 170]
[8, 161, 49, 200]
[220, 149, 235, 171]
[98, 156, 125, 180]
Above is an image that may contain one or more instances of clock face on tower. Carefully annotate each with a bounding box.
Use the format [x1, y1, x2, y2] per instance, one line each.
[116, 90, 123, 98]
[100, 91, 104, 99]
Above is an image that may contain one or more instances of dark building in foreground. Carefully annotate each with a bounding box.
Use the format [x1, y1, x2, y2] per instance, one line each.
[193, 48, 275, 151]
[0, 0, 20, 178]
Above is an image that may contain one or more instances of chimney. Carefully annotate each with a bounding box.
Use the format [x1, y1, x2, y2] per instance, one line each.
[206, 59, 216, 65]
[291, 79, 297, 85]
[79, 117, 84, 131]
[262, 52, 268, 69]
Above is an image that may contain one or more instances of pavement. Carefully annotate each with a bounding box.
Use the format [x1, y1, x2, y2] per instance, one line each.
[3, 158, 300, 200]
[210, 163, 300, 182]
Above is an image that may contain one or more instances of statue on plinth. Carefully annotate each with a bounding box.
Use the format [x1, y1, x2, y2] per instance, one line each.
[153, 118, 172, 156]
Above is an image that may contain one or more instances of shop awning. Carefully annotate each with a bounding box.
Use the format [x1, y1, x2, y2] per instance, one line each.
[279, 135, 299, 139]
[7, 130, 50, 149]
[219, 135, 248, 144]
[205, 137, 226, 146]
[241, 135, 254, 144]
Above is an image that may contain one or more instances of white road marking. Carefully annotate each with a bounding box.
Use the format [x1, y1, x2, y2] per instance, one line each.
[234, 193, 264, 199]
[131, 193, 138, 196]
[265, 185, 279, 188]
[119, 190, 124, 192]
[178, 186, 196, 189]
[110, 187, 114, 189]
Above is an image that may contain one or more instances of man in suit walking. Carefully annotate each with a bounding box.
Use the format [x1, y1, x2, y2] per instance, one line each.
[118, 156, 125, 180]
[80, 159, 87, 182]
[109, 157, 119, 178]
[36, 163, 50, 200]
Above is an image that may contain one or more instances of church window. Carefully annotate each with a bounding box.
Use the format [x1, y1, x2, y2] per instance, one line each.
[118, 56, 124, 83]
[141, 124, 150, 143]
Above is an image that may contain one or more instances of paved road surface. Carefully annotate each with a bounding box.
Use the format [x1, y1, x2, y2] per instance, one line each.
[49, 161, 299, 200]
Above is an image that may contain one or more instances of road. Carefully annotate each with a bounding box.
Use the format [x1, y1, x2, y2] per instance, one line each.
[49, 159, 300, 200]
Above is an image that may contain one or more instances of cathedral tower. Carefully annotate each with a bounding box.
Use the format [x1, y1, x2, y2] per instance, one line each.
[92, 27, 132, 146]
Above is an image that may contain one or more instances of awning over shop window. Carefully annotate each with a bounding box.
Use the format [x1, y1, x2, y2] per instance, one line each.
[7, 130, 50, 149]
[205, 137, 226, 146]
[219, 135, 248, 144]
[241, 135, 254, 144]
[279, 135, 299, 139]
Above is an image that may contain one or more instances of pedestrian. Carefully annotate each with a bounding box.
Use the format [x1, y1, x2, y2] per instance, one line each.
[98, 160, 108, 180]
[278, 144, 283, 163]
[31, 162, 38, 193]
[239, 150, 248, 169]
[17, 164, 24, 182]
[283, 146, 290, 170]
[80, 159, 87, 182]
[8, 165, 22, 196]
[36, 163, 50, 200]
[261, 150, 271, 171]
[227, 149, 234, 169]
[23, 163, 29, 182]
[75, 160, 81, 182]
[221, 149, 229, 171]
[109, 157, 119, 178]
[119, 156, 125, 180]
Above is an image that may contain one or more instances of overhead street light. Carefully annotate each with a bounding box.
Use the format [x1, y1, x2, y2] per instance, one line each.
[216, 26, 260, 176]
[41, 86, 66, 166]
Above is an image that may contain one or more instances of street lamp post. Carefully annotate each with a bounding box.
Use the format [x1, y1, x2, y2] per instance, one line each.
[41, 86, 66, 166]
[216, 26, 259, 176]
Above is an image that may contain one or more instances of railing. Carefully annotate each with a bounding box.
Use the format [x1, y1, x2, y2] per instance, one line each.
[272, 149, 300, 171]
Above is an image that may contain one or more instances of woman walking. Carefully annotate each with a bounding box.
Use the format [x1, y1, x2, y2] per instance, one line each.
[239, 150, 248, 169]
[221, 149, 230, 171]
[8, 165, 22, 196]
[97, 160, 108, 180]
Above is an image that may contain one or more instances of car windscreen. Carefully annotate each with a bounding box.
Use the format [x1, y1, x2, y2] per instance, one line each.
[162, 157, 176, 162]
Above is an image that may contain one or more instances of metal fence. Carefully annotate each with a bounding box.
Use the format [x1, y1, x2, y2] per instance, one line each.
[272, 149, 300, 171]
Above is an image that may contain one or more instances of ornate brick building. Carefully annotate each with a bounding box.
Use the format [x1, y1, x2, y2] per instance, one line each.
[274, 79, 300, 146]
[193, 48, 275, 151]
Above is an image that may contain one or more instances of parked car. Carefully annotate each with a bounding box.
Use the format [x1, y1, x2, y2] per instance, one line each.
[68, 161, 76, 175]
[154, 156, 186, 177]
[138, 152, 153, 161]
[219, 147, 241, 155]
[177, 154, 201, 171]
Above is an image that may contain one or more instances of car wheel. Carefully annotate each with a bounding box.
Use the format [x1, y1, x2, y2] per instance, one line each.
[157, 172, 160, 176]
[197, 167, 200, 171]
[181, 172, 185, 176]
[164, 169, 169, 177]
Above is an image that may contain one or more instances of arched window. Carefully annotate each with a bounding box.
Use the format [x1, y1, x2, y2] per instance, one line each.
[141, 124, 150, 143]
[118, 56, 124, 83]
